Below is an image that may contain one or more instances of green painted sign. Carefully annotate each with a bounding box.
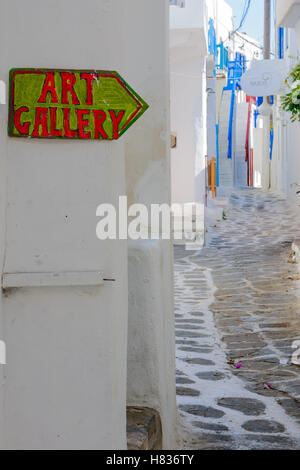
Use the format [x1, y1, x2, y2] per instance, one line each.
[8, 69, 149, 140]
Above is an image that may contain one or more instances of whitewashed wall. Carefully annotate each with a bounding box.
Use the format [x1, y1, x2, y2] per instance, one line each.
[253, 124, 264, 188]
[216, 0, 233, 44]
[277, 0, 300, 30]
[271, 10, 300, 204]
[0, 0, 177, 451]
[207, 0, 233, 55]
[123, 0, 177, 450]
[170, 56, 207, 204]
[170, 0, 208, 205]
[207, 59, 217, 159]
[234, 33, 262, 60]
[0, 0, 131, 450]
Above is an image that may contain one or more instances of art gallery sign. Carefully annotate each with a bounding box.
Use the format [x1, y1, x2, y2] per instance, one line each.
[8, 69, 149, 140]
[241, 59, 289, 97]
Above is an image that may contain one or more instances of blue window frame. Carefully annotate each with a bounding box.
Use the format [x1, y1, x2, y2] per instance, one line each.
[216, 42, 229, 70]
[278, 27, 284, 59]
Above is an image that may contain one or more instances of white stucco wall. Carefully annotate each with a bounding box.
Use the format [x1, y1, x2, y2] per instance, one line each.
[170, 0, 207, 32]
[271, 100, 288, 196]
[281, 120, 300, 202]
[206, 0, 232, 43]
[170, 0, 208, 205]
[271, 15, 300, 203]
[277, 1, 300, 52]
[234, 33, 262, 60]
[124, 0, 171, 209]
[124, 0, 177, 450]
[170, 55, 207, 204]
[253, 124, 264, 188]
[277, 0, 300, 28]
[0, 81, 5, 447]
[207, 60, 217, 159]
[127, 240, 176, 450]
[217, 0, 233, 44]
[0, 0, 130, 450]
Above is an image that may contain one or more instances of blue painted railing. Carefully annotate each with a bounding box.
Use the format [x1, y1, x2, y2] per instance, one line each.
[223, 53, 246, 159]
[227, 91, 236, 160]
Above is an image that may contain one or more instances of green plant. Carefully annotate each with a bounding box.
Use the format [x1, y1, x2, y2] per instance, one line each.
[281, 62, 300, 122]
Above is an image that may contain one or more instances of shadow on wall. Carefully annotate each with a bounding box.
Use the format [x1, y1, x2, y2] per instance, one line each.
[127, 239, 177, 450]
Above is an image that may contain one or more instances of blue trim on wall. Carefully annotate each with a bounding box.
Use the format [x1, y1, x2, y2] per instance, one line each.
[270, 129, 274, 160]
[223, 55, 246, 159]
[257, 96, 274, 107]
[278, 27, 284, 59]
[227, 91, 235, 159]
[216, 124, 220, 187]
[216, 42, 229, 70]
[254, 110, 259, 128]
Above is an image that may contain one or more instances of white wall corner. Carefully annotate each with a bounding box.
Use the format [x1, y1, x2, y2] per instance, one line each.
[277, 1, 300, 28]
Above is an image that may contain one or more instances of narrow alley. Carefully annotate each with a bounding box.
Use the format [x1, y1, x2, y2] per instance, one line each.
[175, 189, 300, 450]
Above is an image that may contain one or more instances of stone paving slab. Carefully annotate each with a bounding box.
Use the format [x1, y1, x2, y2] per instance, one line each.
[175, 189, 300, 450]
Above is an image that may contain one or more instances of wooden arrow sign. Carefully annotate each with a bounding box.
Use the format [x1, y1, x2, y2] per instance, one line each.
[8, 69, 149, 140]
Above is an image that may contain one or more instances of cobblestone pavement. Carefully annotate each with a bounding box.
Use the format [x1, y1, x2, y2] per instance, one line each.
[175, 189, 300, 450]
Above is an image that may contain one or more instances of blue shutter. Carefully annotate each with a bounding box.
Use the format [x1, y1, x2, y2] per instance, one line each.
[278, 28, 284, 59]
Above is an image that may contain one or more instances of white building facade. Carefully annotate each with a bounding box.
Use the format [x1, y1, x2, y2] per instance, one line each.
[170, 0, 209, 207]
[0, 0, 176, 450]
[170, 0, 263, 211]
[271, 1, 300, 204]
[169, 0, 237, 245]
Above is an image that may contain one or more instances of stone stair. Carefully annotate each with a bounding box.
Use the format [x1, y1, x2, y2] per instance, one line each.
[127, 407, 162, 450]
